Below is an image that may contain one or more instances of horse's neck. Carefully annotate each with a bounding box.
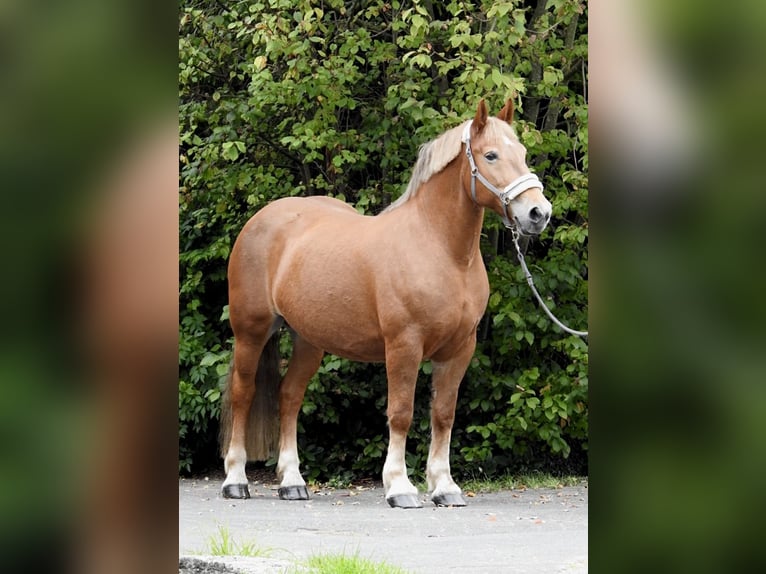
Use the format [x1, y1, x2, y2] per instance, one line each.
[410, 160, 485, 266]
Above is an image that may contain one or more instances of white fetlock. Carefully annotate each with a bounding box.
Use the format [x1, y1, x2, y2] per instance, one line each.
[385, 476, 419, 498]
[223, 447, 248, 488]
[277, 450, 306, 489]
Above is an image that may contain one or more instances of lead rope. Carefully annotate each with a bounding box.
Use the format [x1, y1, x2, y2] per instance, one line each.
[511, 228, 588, 339]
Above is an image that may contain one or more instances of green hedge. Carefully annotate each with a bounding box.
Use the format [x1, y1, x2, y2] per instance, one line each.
[179, 0, 588, 479]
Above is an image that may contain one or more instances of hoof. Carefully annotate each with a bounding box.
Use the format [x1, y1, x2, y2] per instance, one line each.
[278, 485, 310, 500]
[222, 484, 250, 499]
[432, 492, 467, 507]
[386, 494, 423, 509]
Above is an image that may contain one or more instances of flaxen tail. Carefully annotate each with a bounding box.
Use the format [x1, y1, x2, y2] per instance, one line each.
[219, 333, 281, 461]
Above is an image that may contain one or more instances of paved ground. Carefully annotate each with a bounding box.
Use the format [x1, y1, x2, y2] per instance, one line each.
[179, 477, 588, 573]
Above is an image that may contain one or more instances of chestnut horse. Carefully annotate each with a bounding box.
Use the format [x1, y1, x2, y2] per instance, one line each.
[220, 99, 552, 508]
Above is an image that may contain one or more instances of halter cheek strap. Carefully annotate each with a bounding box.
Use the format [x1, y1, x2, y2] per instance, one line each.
[461, 121, 543, 228]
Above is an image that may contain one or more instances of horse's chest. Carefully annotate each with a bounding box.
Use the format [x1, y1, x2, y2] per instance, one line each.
[413, 286, 486, 361]
[403, 268, 488, 334]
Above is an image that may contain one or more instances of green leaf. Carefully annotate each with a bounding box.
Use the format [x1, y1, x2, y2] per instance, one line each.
[524, 331, 534, 345]
[221, 141, 244, 161]
[215, 363, 230, 377]
[545, 409, 556, 421]
[543, 68, 558, 86]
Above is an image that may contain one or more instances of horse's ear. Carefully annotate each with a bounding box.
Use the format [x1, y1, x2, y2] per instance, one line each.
[497, 98, 514, 124]
[473, 99, 488, 135]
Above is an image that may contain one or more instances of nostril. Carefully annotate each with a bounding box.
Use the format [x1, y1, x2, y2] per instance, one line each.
[529, 206, 543, 223]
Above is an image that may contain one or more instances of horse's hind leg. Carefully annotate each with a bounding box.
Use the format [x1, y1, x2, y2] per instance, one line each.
[277, 333, 324, 500]
[221, 326, 273, 499]
[222, 328, 278, 498]
[427, 337, 477, 507]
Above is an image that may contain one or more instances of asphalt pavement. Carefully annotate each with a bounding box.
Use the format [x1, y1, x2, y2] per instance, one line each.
[179, 476, 588, 573]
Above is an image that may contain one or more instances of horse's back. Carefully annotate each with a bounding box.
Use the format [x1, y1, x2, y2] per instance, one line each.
[233, 195, 359, 251]
[259, 195, 358, 224]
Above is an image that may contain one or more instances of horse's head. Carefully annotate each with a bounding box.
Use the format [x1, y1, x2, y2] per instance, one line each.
[462, 99, 552, 235]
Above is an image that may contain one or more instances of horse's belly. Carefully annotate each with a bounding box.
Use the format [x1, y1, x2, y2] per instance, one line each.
[318, 334, 386, 363]
[283, 305, 386, 363]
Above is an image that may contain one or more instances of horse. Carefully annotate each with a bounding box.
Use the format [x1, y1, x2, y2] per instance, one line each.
[219, 98, 552, 508]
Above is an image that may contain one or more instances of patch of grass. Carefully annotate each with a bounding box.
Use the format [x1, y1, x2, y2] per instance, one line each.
[206, 525, 272, 557]
[294, 551, 409, 574]
[461, 472, 586, 493]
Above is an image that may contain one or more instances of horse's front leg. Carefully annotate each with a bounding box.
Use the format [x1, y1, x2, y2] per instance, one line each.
[383, 339, 423, 508]
[427, 336, 476, 507]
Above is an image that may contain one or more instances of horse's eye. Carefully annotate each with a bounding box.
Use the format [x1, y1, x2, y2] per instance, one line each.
[484, 151, 498, 162]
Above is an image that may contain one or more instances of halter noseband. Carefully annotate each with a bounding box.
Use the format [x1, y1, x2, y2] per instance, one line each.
[461, 121, 543, 229]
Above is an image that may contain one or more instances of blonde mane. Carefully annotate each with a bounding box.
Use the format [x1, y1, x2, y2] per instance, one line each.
[384, 117, 516, 212]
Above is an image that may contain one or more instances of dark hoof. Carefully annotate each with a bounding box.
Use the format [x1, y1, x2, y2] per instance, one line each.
[222, 484, 250, 499]
[386, 494, 423, 509]
[432, 492, 467, 507]
[278, 485, 310, 500]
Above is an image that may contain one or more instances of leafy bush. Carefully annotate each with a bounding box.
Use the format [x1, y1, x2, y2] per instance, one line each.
[179, 0, 588, 478]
